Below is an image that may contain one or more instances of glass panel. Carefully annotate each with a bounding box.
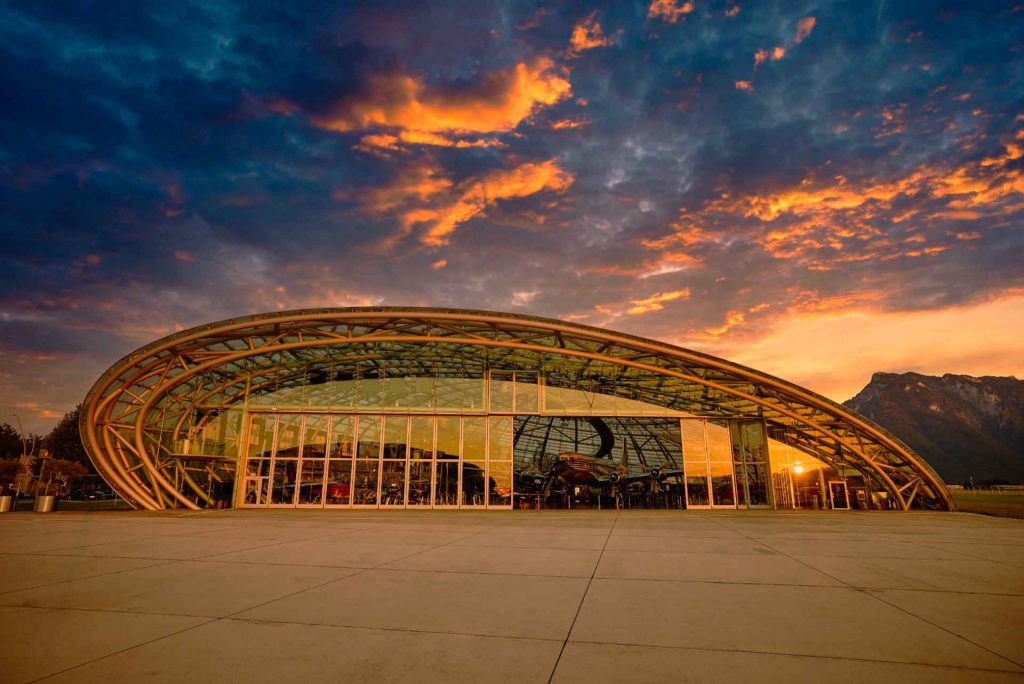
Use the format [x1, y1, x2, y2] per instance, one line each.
[297, 459, 325, 504]
[436, 416, 460, 460]
[681, 420, 707, 463]
[489, 417, 513, 462]
[302, 415, 328, 458]
[271, 458, 297, 504]
[515, 373, 539, 413]
[246, 458, 271, 478]
[329, 416, 355, 458]
[490, 372, 514, 412]
[247, 414, 275, 459]
[434, 461, 458, 506]
[355, 372, 383, 408]
[381, 460, 406, 506]
[353, 460, 379, 505]
[710, 460, 735, 506]
[686, 473, 710, 506]
[408, 460, 432, 506]
[706, 421, 732, 462]
[410, 416, 434, 460]
[243, 476, 268, 506]
[357, 416, 382, 459]
[382, 415, 408, 459]
[325, 460, 352, 505]
[745, 463, 770, 506]
[488, 461, 512, 507]
[461, 418, 486, 506]
[275, 414, 302, 459]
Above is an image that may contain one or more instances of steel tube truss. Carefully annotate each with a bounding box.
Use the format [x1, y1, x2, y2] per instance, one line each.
[79, 307, 955, 511]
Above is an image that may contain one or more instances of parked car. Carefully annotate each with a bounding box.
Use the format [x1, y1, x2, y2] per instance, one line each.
[70, 489, 99, 501]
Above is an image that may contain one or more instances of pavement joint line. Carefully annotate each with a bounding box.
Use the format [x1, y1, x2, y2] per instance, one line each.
[25, 615, 221, 684]
[215, 516, 521, 622]
[712, 516, 1024, 672]
[222, 615, 568, 643]
[0, 559, 180, 597]
[546, 509, 619, 684]
[563, 638, 1024, 675]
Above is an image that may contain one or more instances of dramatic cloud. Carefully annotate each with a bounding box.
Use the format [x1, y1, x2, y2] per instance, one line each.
[1, 1, 1022, 432]
[794, 17, 816, 44]
[647, 0, 694, 24]
[306, 58, 571, 139]
[569, 12, 616, 54]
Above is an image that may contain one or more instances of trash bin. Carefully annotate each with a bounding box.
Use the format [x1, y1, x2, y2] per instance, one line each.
[0, 495, 13, 512]
[33, 495, 57, 512]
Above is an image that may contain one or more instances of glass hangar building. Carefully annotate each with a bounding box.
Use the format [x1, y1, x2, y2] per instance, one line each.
[79, 308, 954, 512]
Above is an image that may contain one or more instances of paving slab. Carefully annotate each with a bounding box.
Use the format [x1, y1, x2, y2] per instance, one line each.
[0, 509, 1021, 683]
[40, 617, 563, 684]
[595, 549, 842, 585]
[569, 578, 1021, 670]
[0, 559, 356, 617]
[552, 642, 1024, 684]
[0, 606, 210, 682]
[238, 567, 589, 640]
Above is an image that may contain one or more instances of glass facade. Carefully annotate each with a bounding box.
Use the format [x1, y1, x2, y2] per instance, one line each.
[236, 409, 780, 511]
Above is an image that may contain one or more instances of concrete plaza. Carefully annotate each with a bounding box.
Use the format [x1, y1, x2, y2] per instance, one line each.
[0, 509, 1022, 683]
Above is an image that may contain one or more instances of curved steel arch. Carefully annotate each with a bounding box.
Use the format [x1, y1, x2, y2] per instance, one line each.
[80, 307, 954, 511]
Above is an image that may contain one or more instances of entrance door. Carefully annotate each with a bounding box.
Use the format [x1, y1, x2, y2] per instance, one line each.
[829, 481, 851, 510]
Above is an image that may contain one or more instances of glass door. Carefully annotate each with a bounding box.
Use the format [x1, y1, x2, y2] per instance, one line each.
[325, 415, 354, 507]
[682, 419, 737, 509]
[380, 416, 408, 507]
[407, 416, 434, 507]
[434, 416, 460, 508]
[829, 481, 851, 510]
[241, 413, 275, 507]
[296, 415, 328, 507]
[353, 416, 382, 507]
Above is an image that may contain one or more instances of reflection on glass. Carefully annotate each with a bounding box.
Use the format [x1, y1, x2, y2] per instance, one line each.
[490, 372, 514, 412]
[357, 416, 381, 460]
[489, 418, 513, 461]
[408, 460, 432, 505]
[353, 460, 379, 505]
[246, 458, 271, 478]
[275, 414, 302, 458]
[434, 461, 458, 505]
[325, 460, 352, 505]
[355, 374, 383, 408]
[710, 460, 735, 506]
[380, 460, 406, 506]
[297, 459, 324, 504]
[706, 421, 731, 462]
[515, 374, 539, 413]
[436, 416, 460, 460]
[248, 414, 275, 459]
[271, 458, 297, 504]
[686, 474, 710, 506]
[681, 420, 706, 463]
[410, 416, 434, 460]
[488, 461, 512, 507]
[329, 416, 354, 458]
[302, 415, 328, 458]
[461, 461, 485, 506]
[383, 415, 408, 459]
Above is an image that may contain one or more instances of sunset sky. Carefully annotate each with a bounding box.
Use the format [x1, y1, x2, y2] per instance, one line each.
[1, 1, 1022, 434]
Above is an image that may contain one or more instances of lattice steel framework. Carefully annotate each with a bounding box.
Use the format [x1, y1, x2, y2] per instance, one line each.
[79, 307, 954, 511]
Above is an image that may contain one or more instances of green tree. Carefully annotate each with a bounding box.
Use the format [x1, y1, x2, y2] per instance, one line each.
[43, 406, 90, 466]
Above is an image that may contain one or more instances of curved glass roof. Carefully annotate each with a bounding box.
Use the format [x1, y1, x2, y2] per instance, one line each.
[79, 307, 954, 511]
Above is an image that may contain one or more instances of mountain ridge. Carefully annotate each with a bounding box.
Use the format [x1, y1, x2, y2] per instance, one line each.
[843, 372, 1024, 484]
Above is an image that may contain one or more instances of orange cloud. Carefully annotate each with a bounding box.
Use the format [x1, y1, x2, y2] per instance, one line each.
[772, 46, 786, 60]
[627, 289, 691, 315]
[648, 0, 694, 23]
[725, 6, 741, 17]
[355, 130, 505, 155]
[413, 160, 574, 246]
[794, 17, 816, 44]
[754, 49, 767, 66]
[309, 58, 571, 138]
[570, 12, 616, 53]
[735, 81, 754, 91]
[431, 259, 448, 270]
[643, 130, 1024, 270]
[550, 118, 590, 130]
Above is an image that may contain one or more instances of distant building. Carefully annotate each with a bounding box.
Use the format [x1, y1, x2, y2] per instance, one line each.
[80, 308, 953, 511]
